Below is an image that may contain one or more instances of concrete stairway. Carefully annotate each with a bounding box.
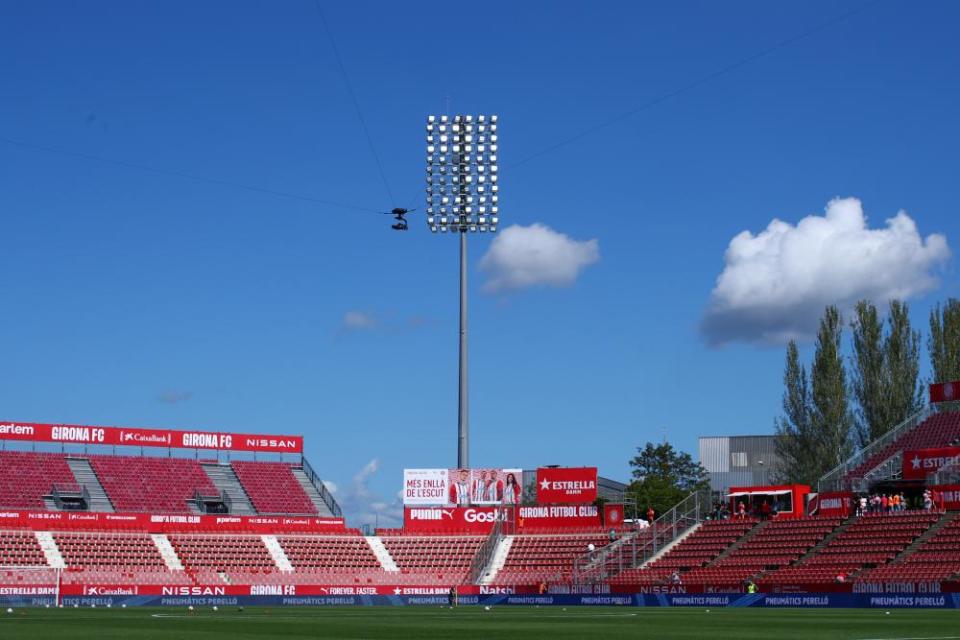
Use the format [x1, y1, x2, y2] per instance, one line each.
[291, 467, 335, 517]
[151, 534, 185, 571]
[35, 532, 65, 569]
[707, 521, 767, 566]
[479, 536, 514, 585]
[639, 522, 703, 569]
[201, 464, 255, 515]
[262, 535, 294, 572]
[366, 537, 399, 573]
[790, 515, 856, 566]
[65, 458, 114, 512]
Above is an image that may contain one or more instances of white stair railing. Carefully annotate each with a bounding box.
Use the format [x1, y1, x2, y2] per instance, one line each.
[819, 406, 932, 492]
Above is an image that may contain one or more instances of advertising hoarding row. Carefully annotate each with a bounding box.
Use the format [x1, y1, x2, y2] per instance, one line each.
[902, 447, 960, 480]
[813, 491, 854, 517]
[0, 421, 303, 453]
[3, 580, 959, 599]
[9, 584, 960, 609]
[402, 504, 601, 532]
[930, 485, 960, 509]
[536, 467, 598, 503]
[0, 509, 344, 533]
[930, 381, 959, 403]
[403, 468, 522, 506]
[403, 466, 601, 506]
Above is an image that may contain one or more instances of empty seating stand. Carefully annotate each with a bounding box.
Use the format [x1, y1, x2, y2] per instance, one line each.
[493, 533, 613, 586]
[0, 530, 54, 585]
[381, 535, 485, 585]
[610, 519, 757, 587]
[858, 514, 960, 582]
[677, 517, 841, 587]
[276, 535, 385, 585]
[0, 530, 47, 567]
[89, 455, 217, 513]
[0, 451, 78, 508]
[763, 511, 940, 587]
[231, 461, 317, 515]
[55, 531, 188, 585]
[169, 534, 279, 584]
[844, 412, 960, 482]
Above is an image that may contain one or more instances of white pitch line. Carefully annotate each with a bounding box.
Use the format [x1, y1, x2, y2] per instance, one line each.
[150, 611, 639, 620]
[856, 637, 960, 640]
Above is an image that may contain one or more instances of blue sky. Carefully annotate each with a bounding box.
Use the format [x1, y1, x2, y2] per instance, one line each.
[1, 1, 958, 526]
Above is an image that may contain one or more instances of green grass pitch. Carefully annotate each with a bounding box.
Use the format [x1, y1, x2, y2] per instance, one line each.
[2, 606, 959, 639]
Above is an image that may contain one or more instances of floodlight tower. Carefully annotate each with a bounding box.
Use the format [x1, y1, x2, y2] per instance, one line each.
[425, 114, 499, 468]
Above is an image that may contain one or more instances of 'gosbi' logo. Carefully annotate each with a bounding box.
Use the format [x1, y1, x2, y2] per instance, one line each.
[463, 509, 501, 523]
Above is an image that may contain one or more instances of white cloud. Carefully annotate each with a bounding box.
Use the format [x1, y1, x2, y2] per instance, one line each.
[321, 480, 338, 495]
[329, 458, 403, 528]
[702, 197, 950, 346]
[479, 223, 600, 293]
[342, 311, 378, 331]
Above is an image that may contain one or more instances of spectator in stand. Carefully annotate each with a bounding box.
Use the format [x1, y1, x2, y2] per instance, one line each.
[719, 503, 730, 520]
[737, 501, 746, 520]
[836, 572, 846, 583]
[671, 571, 682, 585]
[899, 492, 907, 512]
[760, 500, 772, 521]
[858, 495, 867, 517]
[923, 490, 933, 511]
[646, 507, 655, 525]
[538, 581, 548, 595]
[891, 493, 900, 512]
[881, 494, 889, 513]
[746, 580, 757, 594]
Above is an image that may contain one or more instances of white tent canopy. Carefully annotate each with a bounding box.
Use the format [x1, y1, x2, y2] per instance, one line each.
[727, 489, 791, 498]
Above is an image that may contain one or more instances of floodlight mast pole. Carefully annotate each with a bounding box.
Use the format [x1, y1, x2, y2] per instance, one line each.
[458, 155, 469, 469]
[425, 113, 498, 470]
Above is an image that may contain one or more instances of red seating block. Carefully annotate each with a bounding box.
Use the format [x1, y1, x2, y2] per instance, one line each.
[0, 452, 77, 509]
[232, 461, 317, 515]
[89, 455, 217, 513]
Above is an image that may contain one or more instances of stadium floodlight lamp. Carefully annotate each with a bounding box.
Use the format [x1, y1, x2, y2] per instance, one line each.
[425, 114, 500, 467]
[426, 114, 499, 234]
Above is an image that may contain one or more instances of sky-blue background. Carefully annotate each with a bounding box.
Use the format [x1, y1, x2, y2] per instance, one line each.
[1, 1, 957, 524]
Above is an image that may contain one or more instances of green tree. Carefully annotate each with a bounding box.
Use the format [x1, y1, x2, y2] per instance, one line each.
[774, 340, 816, 484]
[850, 301, 885, 449]
[883, 300, 923, 426]
[929, 298, 960, 383]
[851, 300, 924, 449]
[810, 306, 854, 470]
[627, 442, 708, 516]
